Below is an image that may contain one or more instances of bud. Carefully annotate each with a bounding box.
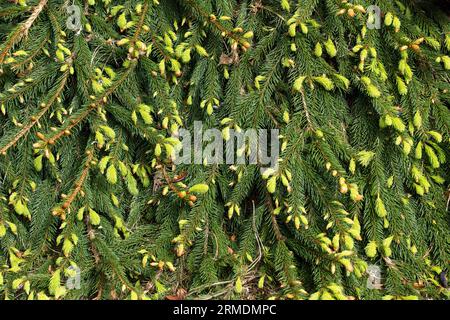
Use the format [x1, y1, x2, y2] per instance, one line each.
[314, 42, 323, 57]
[288, 23, 296, 37]
[413, 111, 422, 128]
[188, 183, 209, 194]
[293, 76, 306, 91]
[347, 8, 355, 18]
[375, 196, 387, 218]
[396, 76, 408, 95]
[324, 38, 337, 57]
[384, 12, 393, 26]
[365, 241, 377, 258]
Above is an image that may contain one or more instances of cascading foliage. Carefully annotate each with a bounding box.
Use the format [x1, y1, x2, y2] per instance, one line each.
[0, 0, 449, 300]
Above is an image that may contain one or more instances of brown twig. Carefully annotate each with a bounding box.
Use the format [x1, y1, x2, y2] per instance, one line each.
[300, 88, 314, 129]
[160, 164, 180, 193]
[84, 216, 101, 264]
[61, 150, 94, 211]
[265, 192, 284, 241]
[131, 0, 149, 43]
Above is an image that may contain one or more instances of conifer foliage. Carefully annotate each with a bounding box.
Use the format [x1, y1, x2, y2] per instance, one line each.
[0, 0, 449, 300]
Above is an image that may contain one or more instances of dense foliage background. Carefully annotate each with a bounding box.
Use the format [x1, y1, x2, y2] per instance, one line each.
[0, 0, 449, 300]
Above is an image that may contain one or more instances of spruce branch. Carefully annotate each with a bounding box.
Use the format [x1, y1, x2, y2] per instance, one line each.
[0, 0, 48, 65]
[43, 63, 135, 146]
[183, 0, 251, 46]
[11, 33, 50, 70]
[265, 191, 284, 241]
[0, 0, 449, 301]
[0, 71, 70, 155]
[59, 149, 94, 213]
[131, 0, 150, 44]
[300, 88, 313, 129]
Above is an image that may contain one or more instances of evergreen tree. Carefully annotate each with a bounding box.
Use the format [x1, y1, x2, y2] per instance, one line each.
[0, 0, 449, 300]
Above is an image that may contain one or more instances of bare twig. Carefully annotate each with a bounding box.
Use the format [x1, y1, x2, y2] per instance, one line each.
[300, 88, 313, 129]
